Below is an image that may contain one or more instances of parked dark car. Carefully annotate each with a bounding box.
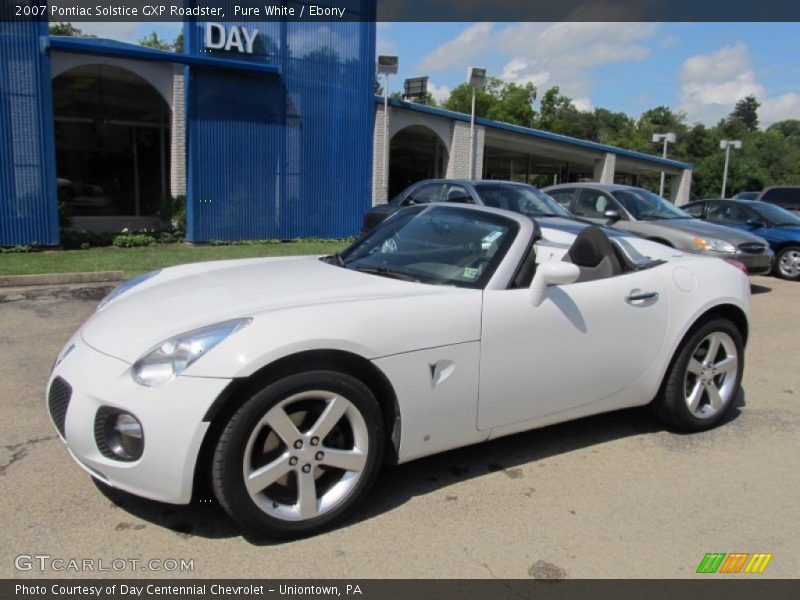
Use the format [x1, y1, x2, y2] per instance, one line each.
[752, 186, 800, 214]
[361, 179, 574, 234]
[684, 198, 800, 281]
[732, 191, 760, 200]
[543, 183, 774, 275]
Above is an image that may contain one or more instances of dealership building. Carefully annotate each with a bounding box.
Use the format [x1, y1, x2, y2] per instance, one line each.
[0, 6, 692, 247]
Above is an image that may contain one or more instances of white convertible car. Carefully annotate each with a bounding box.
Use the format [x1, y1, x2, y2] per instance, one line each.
[47, 204, 750, 538]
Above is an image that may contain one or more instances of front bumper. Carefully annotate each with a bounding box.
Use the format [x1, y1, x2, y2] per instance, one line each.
[46, 337, 231, 504]
[734, 250, 774, 275]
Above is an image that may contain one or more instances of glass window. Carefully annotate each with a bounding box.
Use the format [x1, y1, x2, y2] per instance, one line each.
[477, 184, 571, 218]
[760, 188, 800, 210]
[683, 203, 706, 218]
[574, 190, 613, 218]
[443, 184, 474, 204]
[612, 189, 691, 220]
[751, 202, 800, 226]
[707, 202, 753, 224]
[399, 183, 444, 205]
[546, 189, 575, 208]
[339, 206, 519, 289]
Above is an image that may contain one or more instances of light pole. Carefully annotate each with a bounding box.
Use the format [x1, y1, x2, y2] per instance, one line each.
[467, 67, 486, 179]
[719, 140, 742, 199]
[652, 132, 676, 198]
[377, 55, 398, 199]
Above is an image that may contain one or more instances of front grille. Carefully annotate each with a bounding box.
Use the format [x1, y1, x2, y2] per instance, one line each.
[94, 406, 116, 459]
[738, 243, 767, 254]
[48, 377, 72, 438]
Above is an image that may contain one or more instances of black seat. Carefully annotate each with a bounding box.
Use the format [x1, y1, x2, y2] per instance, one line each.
[562, 225, 624, 283]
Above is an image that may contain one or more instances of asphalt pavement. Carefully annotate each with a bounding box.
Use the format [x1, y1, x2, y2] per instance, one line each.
[1, 276, 798, 579]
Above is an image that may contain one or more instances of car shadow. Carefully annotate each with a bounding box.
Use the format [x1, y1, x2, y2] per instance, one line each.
[750, 282, 772, 294]
[97, 388, 746, 545]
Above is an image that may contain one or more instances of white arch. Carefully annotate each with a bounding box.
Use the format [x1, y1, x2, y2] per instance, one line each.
[50, 52, 174, 112]
[389, 109, 452, 155]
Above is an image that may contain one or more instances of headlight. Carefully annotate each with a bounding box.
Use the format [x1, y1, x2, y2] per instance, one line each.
[97, 270, 161, 311]
[693, 237, 736, 254]
[132, 318, 252, 387]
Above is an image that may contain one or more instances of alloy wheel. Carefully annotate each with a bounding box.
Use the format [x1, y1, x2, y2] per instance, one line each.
[683, 331, 739, 419]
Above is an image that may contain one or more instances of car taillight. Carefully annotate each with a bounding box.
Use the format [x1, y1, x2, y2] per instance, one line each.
[724, 259, 749, 275]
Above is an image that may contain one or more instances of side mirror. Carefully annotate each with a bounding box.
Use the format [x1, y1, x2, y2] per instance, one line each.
[745, 218, 764, 228]
[604, 209, 621, 223]
[528, 262, 581, 307]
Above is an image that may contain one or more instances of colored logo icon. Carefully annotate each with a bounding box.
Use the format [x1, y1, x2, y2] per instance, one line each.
[696, 553, 772, 574]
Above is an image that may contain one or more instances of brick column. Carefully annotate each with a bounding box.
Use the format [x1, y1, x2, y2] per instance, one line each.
[446, 121, 485, 179]
[593, 152, 616, 183]
[170, 65, 186, 198]
[670, 169, 693, 206]
[372, 103, 389, 205]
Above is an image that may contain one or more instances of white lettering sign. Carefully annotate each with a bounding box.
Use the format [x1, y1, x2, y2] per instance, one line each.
[204, 23, 259, 54]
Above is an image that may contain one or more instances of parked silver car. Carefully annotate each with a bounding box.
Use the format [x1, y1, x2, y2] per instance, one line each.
[543, 183, 774, 274]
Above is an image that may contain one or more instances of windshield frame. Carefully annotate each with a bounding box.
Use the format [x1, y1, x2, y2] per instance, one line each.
[337, 205, 521, 290]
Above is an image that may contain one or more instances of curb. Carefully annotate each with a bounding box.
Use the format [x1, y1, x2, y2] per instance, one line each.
[0, 271, 124, 288]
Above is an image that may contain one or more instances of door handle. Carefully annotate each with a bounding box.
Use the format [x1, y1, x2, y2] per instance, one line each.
[626, 290, 659, 303]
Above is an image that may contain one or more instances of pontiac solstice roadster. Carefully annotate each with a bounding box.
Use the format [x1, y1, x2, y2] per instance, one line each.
[47, 204, 750, 537]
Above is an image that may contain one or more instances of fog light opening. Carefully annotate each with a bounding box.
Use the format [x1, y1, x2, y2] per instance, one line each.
[96, 409, 144, 462]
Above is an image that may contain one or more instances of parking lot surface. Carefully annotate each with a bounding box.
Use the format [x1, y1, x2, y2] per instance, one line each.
[1, 276, 798, 579]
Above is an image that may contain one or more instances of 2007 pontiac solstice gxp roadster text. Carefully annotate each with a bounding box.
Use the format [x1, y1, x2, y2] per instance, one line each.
[47, 204, 750, 538]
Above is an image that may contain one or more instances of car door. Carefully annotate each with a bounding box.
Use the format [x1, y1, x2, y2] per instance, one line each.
[478, 269, 668, 430]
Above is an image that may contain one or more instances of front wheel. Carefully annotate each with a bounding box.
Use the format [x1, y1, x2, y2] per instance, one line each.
[653, 319, 744, 432]
[774, 246, 800, 281]
[212, 371, 384, 539]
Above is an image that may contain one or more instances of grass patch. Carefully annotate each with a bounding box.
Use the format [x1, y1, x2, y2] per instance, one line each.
[0, 242, 348, 278]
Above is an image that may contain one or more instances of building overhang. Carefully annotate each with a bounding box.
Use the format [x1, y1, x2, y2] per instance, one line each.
[47, 36, 281, 77]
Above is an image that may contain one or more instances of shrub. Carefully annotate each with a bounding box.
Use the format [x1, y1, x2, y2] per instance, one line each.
[113, 233, 156, 248]
[0, 244, 34, 253]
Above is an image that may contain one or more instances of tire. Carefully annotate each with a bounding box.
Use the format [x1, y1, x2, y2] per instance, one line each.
[653, 318, 744, 432]
[212, 370, 384, 539]
[774, 246, 800, 281]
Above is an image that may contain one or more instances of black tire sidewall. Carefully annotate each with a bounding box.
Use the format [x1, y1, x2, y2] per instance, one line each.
[658, 319, 744, 432]
[212, 370, 384, 539]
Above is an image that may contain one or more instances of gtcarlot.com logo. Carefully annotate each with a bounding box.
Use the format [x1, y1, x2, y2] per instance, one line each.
[696, 552, 772, 574]
[14, 554, 195, 573]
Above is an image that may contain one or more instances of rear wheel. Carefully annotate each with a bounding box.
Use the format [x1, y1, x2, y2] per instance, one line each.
[775, 246, 800, 281]
[653, 319, 744, 432]
[212, 371, 384, 538]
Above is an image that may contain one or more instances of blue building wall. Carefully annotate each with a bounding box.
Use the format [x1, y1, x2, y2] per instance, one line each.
[186, 1, 376, 241]
[0, 12, 59, 246]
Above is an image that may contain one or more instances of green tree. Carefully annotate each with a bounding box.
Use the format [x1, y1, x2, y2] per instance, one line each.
[730, 95, 761, 132]
[49, 22, 94, 37]
[173, 31, 184, 53]
[138, 32, 173, 52]
[444, 77, 537, 128]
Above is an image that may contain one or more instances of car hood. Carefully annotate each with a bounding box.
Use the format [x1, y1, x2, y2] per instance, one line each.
[81, 256, 474, 363]
[641, 218, 767, 244]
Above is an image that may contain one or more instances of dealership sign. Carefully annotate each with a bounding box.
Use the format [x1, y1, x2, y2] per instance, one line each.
[205, 23, 260, 54]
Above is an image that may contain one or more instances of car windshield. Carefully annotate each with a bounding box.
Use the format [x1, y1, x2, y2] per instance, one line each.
[335, 206, 518, 289]
[612, 189, 692, 220]
[476, 184, 572, 218]
[751, 202, 800, 226]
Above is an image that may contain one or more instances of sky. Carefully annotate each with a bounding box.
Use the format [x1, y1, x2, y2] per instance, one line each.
[73, 21, 800, 127]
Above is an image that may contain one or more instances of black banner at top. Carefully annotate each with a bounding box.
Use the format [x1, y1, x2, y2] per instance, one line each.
[2, 0, 800, 22]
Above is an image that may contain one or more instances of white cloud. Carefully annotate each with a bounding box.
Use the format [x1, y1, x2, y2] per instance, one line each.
[417, 22, 495, 73]
[427, 81, 451, 103]
[761, 93, 800, 124]
[417, 22, 656, 110]
[679, 43, 799, 126]
[376, 22, 397, 56]
[573, 96, 595, 112]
